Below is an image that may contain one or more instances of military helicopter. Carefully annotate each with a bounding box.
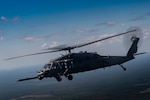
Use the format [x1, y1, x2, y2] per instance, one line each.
[5, 27, 145, 82]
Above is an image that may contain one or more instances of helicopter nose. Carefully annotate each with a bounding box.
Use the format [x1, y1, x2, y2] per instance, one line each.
[37, 69, 53, 78]
[37, 71, 43, 75]
[37, 72, 44, 80]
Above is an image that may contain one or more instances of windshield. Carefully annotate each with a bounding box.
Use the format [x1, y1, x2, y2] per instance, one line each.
[42, 64, 51, 71]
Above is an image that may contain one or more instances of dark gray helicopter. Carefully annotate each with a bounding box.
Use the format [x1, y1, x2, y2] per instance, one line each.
[5, 27, 145, 82]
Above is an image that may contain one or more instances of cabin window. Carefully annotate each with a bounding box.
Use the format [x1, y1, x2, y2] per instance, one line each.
[58, 63, 62, 69]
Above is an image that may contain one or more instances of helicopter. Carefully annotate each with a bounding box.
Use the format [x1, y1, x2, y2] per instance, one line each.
[5, 27, 145, 82]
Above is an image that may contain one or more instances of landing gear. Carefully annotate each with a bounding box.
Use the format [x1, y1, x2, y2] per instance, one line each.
[65, 74, 73, 80]
[67, 75, 73, 80]
[56, 76, 62, 82]
[63, 68, 73, 80]
[55, 73, 73, 81]
[38, 76, 43, 80]
[119, 64, 126, 71]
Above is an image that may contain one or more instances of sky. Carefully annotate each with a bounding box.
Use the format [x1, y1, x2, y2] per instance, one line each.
[0, 0, 150, 70]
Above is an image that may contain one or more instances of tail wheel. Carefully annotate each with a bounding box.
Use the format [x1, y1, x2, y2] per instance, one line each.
[68, 75, 73, 80]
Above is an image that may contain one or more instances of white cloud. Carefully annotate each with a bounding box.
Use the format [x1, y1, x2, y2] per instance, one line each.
[41, 43, 47, 48]
[41, 41, 60, 50]
[100, 33, 122, 44]
[21, 33, 64, 43]
[0, 30, 3, 41]
[0, 36, 4, 40]
[74, 28, 98, 33]
[41, 42, 67, 50]
[107, 21, 117, 25]
[1, 16, 8, 22]
[86, 33, 122, 47]
[1, 16, 20, 22]
[21, 36, 44, 42]
[121, 23, 125, 26]
[143, 27, 150, 39]
[95, 21, 117, 27]
[49, 41, 58, 48]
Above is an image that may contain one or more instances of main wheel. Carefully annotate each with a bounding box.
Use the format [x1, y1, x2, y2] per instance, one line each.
[56, 76, 62, 82]
[68, 75, 73, 80]
[38, 76, 43, 80]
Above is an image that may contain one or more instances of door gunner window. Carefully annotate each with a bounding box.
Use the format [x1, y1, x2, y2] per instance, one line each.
[51, 63, 57, 69]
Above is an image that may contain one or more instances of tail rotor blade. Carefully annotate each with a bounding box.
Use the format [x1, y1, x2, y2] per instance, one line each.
[123, 27, 143, 50]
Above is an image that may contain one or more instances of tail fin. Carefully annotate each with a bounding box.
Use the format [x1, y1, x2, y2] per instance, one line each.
[127, 37, 139, 57]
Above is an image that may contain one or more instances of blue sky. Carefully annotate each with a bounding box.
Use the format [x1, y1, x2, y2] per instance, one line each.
[0, 0, 150, 70]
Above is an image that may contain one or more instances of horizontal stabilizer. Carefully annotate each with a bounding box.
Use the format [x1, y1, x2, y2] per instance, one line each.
[134, 52, 147, 56]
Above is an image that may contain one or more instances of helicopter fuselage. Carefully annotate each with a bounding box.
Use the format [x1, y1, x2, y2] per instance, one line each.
[38, 52, 134, 81]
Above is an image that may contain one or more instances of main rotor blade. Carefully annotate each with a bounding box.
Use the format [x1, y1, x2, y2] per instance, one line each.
[17, 76, 38, 82]
[43, 44, 68, 51]
[5, 49, 61, 60]
[5, 29, 136, 60]
[72, 30, 136, 49]
[43, 30, 136, 51]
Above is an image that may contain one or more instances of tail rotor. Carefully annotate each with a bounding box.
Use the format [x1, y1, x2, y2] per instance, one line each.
[123, 27, 143, 50]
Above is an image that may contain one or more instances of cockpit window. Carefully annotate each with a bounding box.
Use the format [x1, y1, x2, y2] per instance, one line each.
[47, 64, 51, 68]
[44, 64, 51, 68]
[42, 64, 51, 71]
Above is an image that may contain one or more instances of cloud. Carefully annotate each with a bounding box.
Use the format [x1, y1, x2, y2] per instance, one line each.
[0, 36, 4, 40]
[146, 12, 150, 16]
[130, 12, 150, 22]
[140, 88, 150, 94]
[41, 43, 47, 48]
[95, 21, 117, 27]
[21, 36, 44, 42]
[85, 33, 122, 47]
[49, 41, 58, 48]
[74, 28, 98, 33]
[0, 30, 4, 41]
[99, 33, 122, 44]
[1, 16, 20, 22]
[41, 41, 59, 49]
[131, 16, 145, 21]
[1, 16, 8, 22]
[121, 23, 125, 26]
[44, 33, 62, 39]
[20, 33, 63, 43]
[107, 21, 117, 25]
[12, 16, 20, 21]
[143, 27, 150, 39]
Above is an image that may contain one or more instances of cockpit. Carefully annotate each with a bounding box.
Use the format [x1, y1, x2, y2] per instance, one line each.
[41, 63, 52, 72]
